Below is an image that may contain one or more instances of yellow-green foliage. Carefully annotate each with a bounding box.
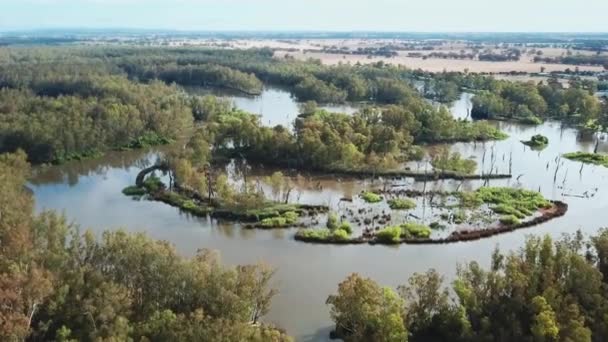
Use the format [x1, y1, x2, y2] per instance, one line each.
[563, 152, 608, 167]
[477, 187, 551, 218]
[499, 215, 521, 225]
[376, 226, 402, 243]
[388, 198, 416, 210]
[361, 191, 382, 203]
[401, 223, 432, 239]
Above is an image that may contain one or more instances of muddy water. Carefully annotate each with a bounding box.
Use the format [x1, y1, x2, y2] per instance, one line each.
[30, 91, 608, 341]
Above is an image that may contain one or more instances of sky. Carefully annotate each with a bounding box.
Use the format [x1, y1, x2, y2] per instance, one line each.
[1, 0, 607, 32]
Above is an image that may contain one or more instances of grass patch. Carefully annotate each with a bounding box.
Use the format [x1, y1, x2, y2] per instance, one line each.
[123, 131, 172, 149]
[258, 211, 300, 228]
[388, 198, 416, 210]
[563, 152, 608, 167]
[295, 228, 351, 242]
[477, 187, 551, 217]
[376, 226, 402, 243]
[499, 215, 521, 225]
[361, 191, 382, 203]
[401, 223, 432, 239]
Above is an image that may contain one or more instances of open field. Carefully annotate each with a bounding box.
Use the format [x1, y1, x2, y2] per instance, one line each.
[274, 50, 604, 73]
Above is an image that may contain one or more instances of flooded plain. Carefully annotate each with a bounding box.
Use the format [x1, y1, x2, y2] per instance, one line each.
[30, 89, 608, 341]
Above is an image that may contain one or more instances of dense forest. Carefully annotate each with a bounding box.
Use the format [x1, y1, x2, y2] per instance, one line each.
[0, 151, 291, 341]
[328, 231, 608, 342]
[0, 46, 508, 167]
[0, 72, 193, 163]
[471, 78, 607, 128]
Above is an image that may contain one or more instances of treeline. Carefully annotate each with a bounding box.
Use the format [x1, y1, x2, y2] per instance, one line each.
[0, 46, 425, 104]
[534, 55, 608, 68]
[328, 231, 608, 341]
[471, 79, 607, 129]
[0, 74, 193, 163]
[0, 151, 290, 341]
[124, 63, 264, 95]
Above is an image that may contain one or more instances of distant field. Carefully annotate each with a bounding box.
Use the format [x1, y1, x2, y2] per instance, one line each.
[184, 38, 608, 74]
[274, 50, 604, 73]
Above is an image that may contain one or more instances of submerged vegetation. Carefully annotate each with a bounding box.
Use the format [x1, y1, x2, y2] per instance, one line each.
[563, 151, 608, 167]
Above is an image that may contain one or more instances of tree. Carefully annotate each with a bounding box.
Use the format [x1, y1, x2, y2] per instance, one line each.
[326, 273, 407, 342]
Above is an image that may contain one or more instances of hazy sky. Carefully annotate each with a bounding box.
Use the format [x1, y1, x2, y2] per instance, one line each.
[2, 0, 607, 32]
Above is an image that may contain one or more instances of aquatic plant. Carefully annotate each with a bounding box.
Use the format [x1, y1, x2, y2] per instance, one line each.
[521, 134, 548, 148]
[122, 186, 146, 196]
[388, 198, 416, 210]
[360, 191, 382, 203]
[327, 212, 339, 229]
[401, 223, 432, 239]
[376, 226, 402, 243]
[563, 152, 608, 167]
[499, 215, 521, 225]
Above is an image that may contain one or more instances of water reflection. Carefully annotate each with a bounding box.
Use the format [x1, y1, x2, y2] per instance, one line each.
[184, 86, 358, 128]
[29, 91, 608, 341]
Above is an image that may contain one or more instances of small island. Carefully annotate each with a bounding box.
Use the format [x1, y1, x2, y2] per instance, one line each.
[295, 187, 567, 245]
[563, 151, 608, 167]
[521, 134, 549, 149]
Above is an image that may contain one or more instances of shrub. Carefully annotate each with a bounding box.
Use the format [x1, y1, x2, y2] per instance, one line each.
[499, 215, 520, 225]
[376, 226, 402, 243]
[259, 216, 288, 228]
[296, 228, 331, 240]
[122, 186, 146, 196]
[522, 134, 548, 148]
[182, 200, 198, 211]
[338, 221, 352, 234]
[327, 212, 339, 230]
[401, 223, 432, 239]
[388, 198, 416, 210]
[143, 175, 165, 193]
[492, 204, 525, 219]
[283, 211, 299, 224]
[563, 152, 608, 167]
[331, 229, 350, 241]
[361, 191, 382, 203]
[458, 191, 483, 208]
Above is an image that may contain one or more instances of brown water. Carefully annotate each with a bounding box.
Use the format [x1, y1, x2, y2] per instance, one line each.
[30, 91, 608, 341]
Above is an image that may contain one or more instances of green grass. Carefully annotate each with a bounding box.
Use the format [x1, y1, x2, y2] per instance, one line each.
[258, 211, 299, 228]
[401, 223, 432, 239]
[296, 228, 351, 242]
[123, 131, 172, 149]
[563, 152, 608, 168]
[477, 187, 551, 217]
[376, 226, 402, 243]
[376, 222, 431, 242]
[361, 191, 382, 203]
[499, 215, 521, 225]
[388, 198, 416, 210]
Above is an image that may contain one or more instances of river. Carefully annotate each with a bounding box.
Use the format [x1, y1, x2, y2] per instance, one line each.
[30, 89, 608, 341]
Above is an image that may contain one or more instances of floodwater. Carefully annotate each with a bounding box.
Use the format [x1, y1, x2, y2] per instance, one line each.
[30, 90, 608, 341]
[184, 86, 359, 128]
